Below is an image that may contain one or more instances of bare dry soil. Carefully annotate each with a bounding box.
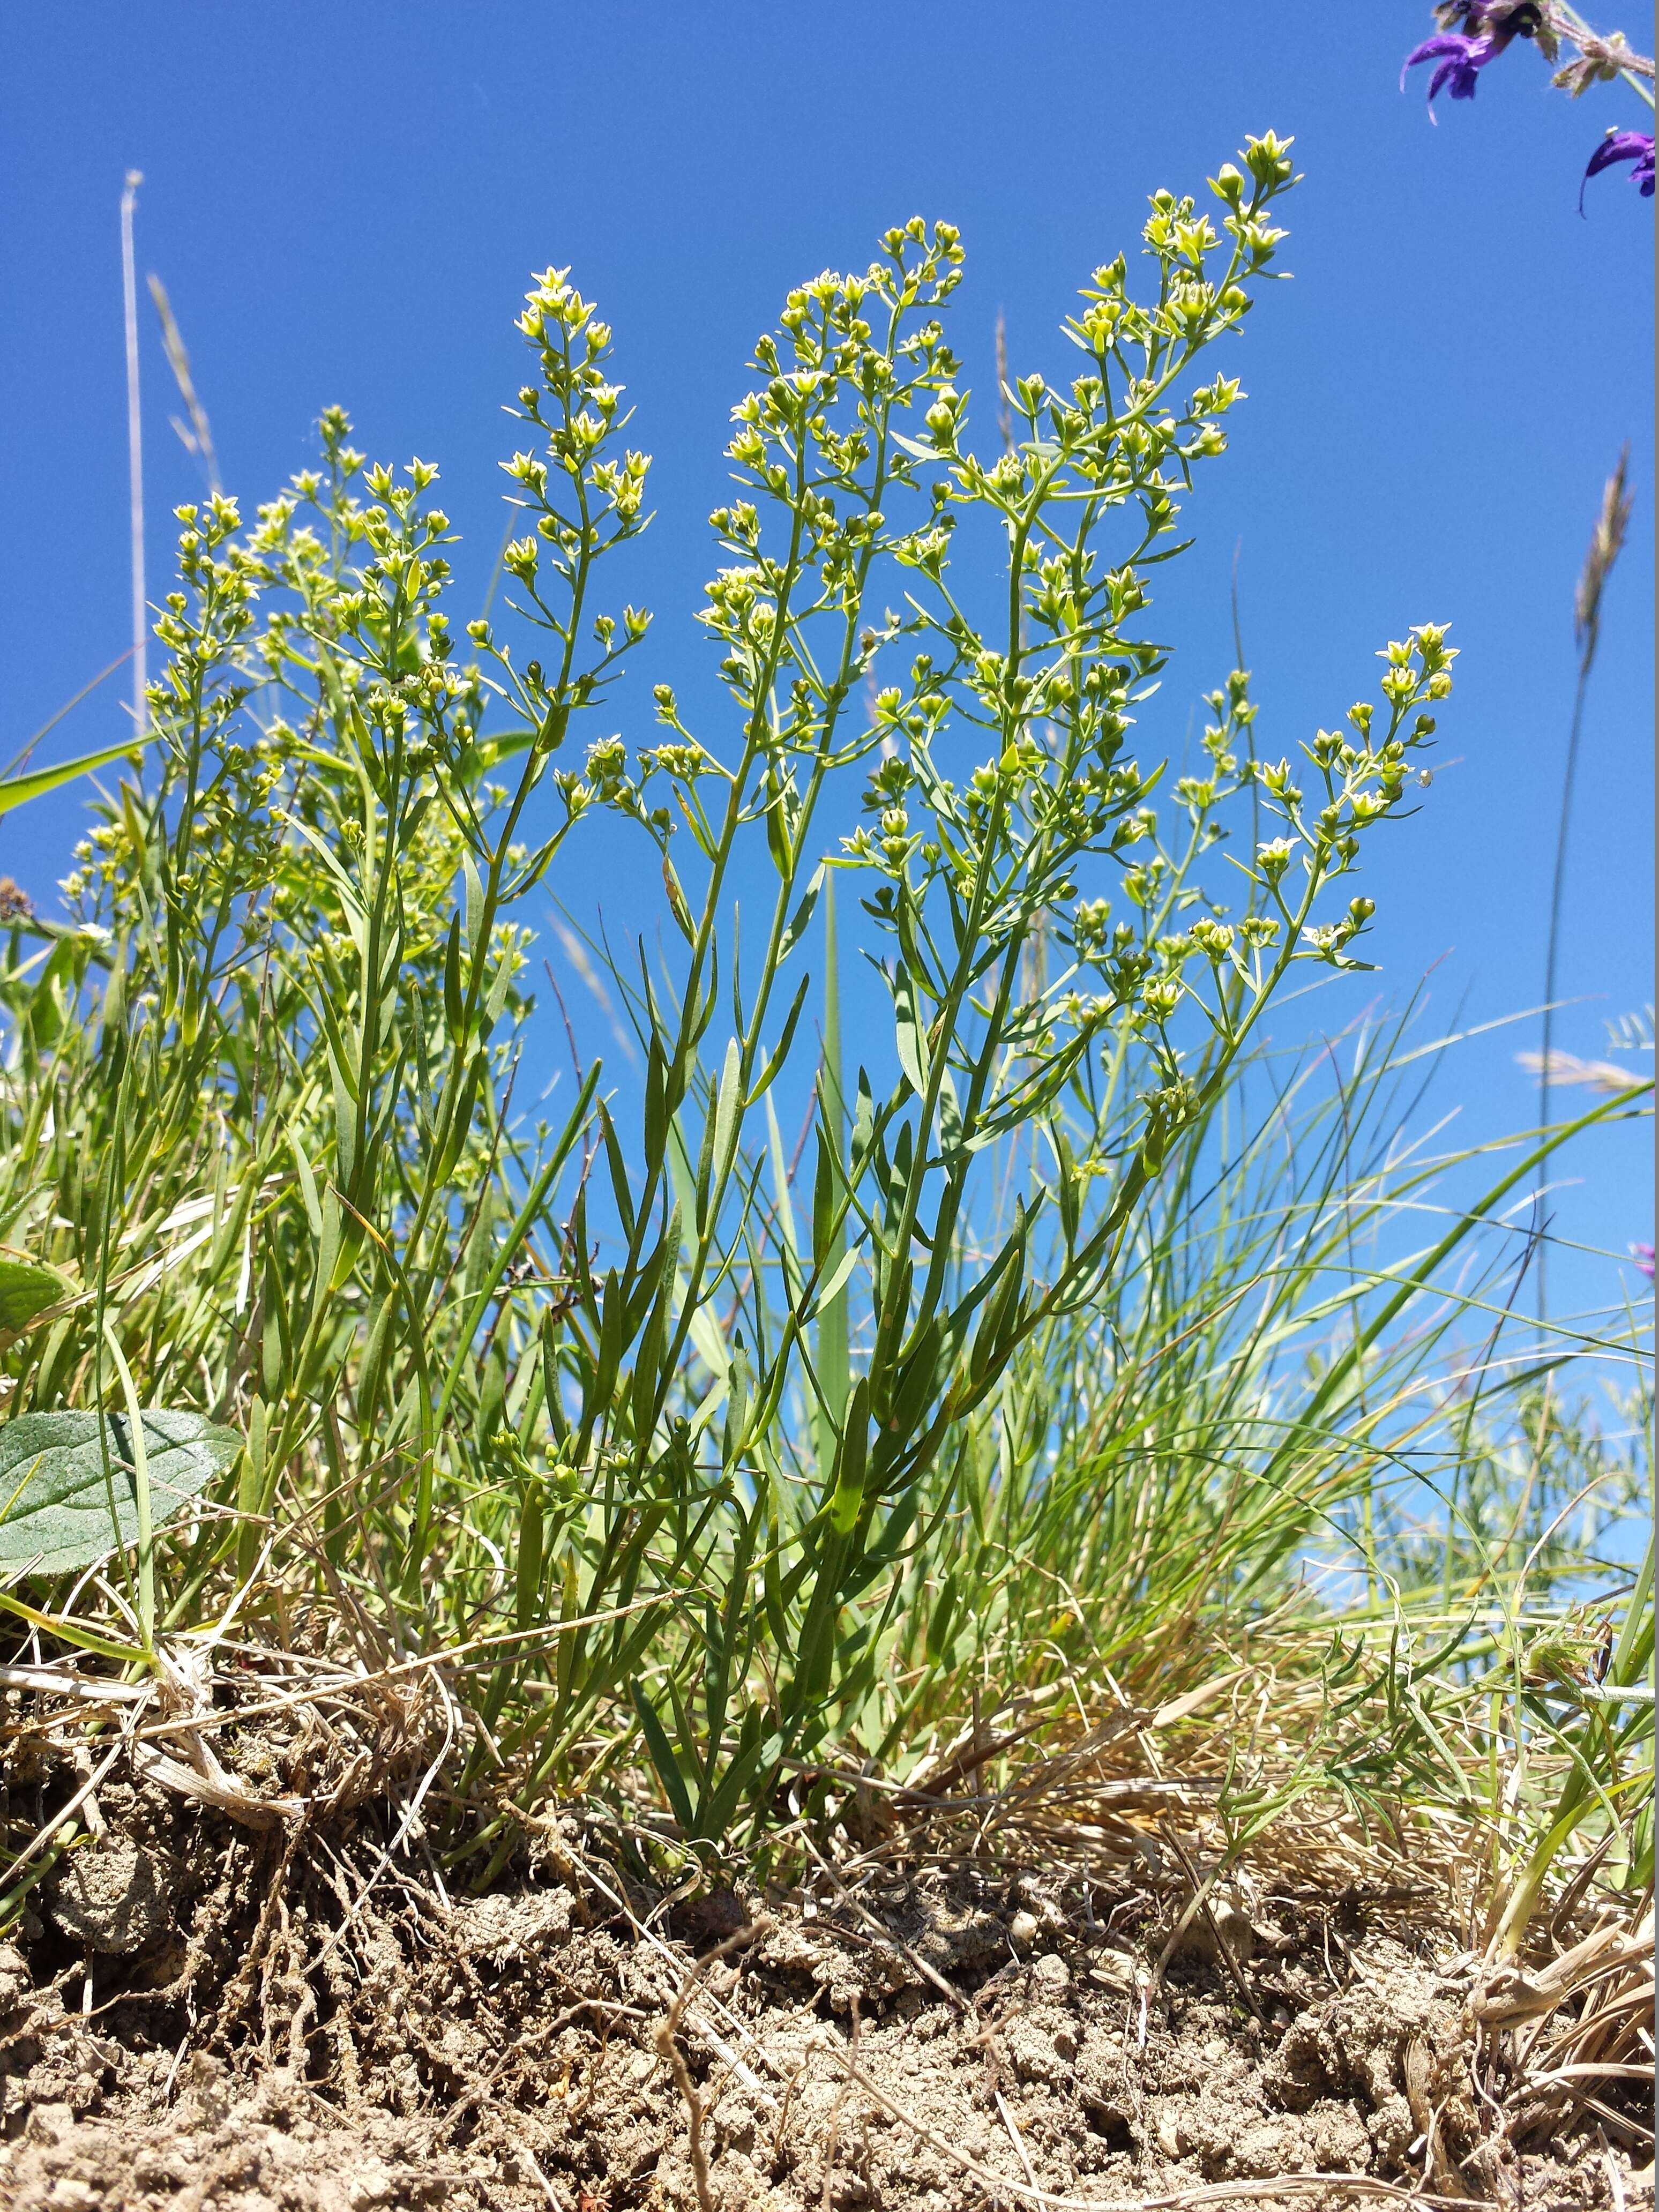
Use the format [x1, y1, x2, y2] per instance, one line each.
[0, 1776, 1651, 2211]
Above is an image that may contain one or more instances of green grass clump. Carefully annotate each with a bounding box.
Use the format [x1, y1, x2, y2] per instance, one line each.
[1, 134, 1649, 1934]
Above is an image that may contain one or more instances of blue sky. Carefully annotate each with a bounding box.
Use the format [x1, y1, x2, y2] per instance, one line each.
[1, 2, 1652, 1321]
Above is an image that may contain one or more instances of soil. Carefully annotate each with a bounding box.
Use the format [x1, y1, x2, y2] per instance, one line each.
[0, 1765, 1651, 2212]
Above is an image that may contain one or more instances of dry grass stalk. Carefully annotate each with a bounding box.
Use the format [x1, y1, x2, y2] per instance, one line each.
[1575, 448, 1632, 659]
[147, 273, 221, 494]
[1538, 442, 1638, 1317]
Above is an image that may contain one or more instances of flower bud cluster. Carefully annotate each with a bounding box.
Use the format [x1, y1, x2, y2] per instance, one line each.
[1239, 625, 1455, 970]
[685, 223, 963, 764]
[823, 141, 1305, 1100]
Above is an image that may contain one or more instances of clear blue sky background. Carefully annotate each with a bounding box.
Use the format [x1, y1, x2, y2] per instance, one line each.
[1, 3, 1652, 1327]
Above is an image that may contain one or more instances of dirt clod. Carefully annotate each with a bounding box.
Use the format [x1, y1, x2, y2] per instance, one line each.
[45, 1841, 183, 1956]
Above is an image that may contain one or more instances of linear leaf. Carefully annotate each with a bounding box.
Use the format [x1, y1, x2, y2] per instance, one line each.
[0, 736, 148, 821]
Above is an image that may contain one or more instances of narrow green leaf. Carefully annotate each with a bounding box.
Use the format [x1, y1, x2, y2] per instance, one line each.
[779, 864, 825, 961]
[443, 914, 465, 1043]
[892, 960, 929, 1097]
[1055, 1126, 1080, 1251]
[0, 735, 148, 821]
[288, 1135, 325, 1243]
[462, 852, 485, 960]
[925, 1568, 960, 1664]
[643, 1035, 668, 1172]
[747, 972, 810, 1107]
[515, 1485, 544, 1635]
[713, 1037, 743, 1183]
[237, 1395, 267, 1584]
[599, 1102, 637, 1244]
[810, 1244, 860, 1320]
[815, 879, 850, 1473]
[827, 1375, 870, 1537]
[631, 1681, 697, 1835]
[762, 1100, 806, 1340]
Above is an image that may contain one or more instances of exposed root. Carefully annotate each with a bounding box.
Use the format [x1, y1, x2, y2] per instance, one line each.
[654, 1915, 770, 2212]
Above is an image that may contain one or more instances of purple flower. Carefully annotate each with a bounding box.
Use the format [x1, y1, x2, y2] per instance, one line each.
[1634, 1243, 1656, 1281]
[1581, 129, 1656, 211]
[1402, 31, 1500, 110]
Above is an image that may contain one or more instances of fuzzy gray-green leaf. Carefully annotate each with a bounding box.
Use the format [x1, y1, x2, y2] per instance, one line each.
[0, 1412, 240, 1575]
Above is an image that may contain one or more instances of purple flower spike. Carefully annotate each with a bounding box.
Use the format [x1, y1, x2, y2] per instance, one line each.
[1581, 129, 1656, 212]
[1634, 1243, 1656, 1281]
[1402, 31, 1499, 110]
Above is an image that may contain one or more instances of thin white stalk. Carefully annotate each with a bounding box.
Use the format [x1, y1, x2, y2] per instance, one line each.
[121, 170, 147, 745]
